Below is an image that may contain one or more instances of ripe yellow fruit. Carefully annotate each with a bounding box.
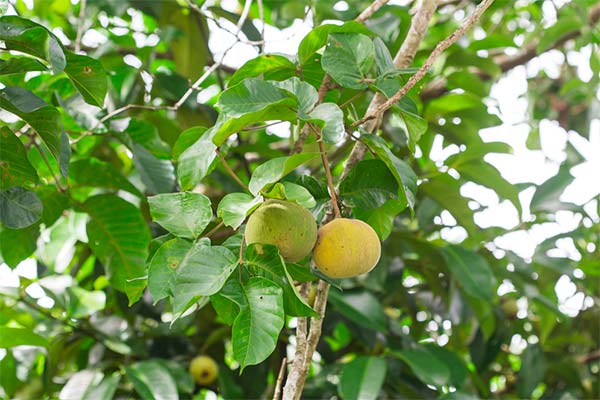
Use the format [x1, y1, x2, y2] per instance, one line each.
[189, 355, 218, 385]
[245, 199, 317, 262]
[312, 218, 381, 278]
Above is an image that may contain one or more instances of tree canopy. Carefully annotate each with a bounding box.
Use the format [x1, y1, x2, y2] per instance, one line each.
[0, 0, 598, 399]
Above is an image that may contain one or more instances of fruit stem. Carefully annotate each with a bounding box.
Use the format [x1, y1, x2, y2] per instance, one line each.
[308, 123, 341, 219]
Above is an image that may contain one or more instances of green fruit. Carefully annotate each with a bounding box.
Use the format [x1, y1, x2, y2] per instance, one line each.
[312, 218, 381, 278]
[245, 199, 317, 262]
[189, 355, 218, 385]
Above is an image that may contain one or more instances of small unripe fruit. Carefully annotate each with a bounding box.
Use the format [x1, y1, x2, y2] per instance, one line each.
[245, 199, 317, 262]
[501, 297, 519, 319]
[189, 355, 218, 385]
[312, 218, 381, 278]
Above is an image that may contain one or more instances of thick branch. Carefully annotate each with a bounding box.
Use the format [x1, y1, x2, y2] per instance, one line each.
[341, 0, 438, 179]
[354, 0, 494, 127]
[421, 2, 600, 100]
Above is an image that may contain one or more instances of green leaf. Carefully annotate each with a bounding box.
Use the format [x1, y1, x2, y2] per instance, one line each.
[420, 173, 479, 237]
[66, 287, 106, 318]
[518, 344, 547, 397]
[281, 182, 316, 209]
[537, 16, 581, 53]
[0, 86, 62, 162]
[131, 144, 176, 194]
[322, 33, 375, 89]
[222, 277, 284, 370]
[0, 127, 38, 189]
[396, 106, 428, 153]
[426, 345, 468, 388]
[298, 21, 373, 64]
[59, 371, 120, 400]
[328, 289, 387, 332]
[373, 37, 394, 74]
[0, 350, 18, 398]
[353, 199, 405, 241]
[0, 16, 66, 72]
[272, 77, 318, 117]
[0, 187, 43, 229]
[214, 79, 298, 145]
[148, 238, 193, 303]
[173, 243, 238, 308]
[0, 326, 48, 348]
[339, 159, 398, 209]
[248, 153, 320, 195]
[177, 126, 217, 190]
[339, 357, 387, 400]
[126, 360, 179, 400]
[82, 195, 151, 304]
[229, 55, 296, 87]
[63, 52, 107, 107]
[0, 57, 47, 75]
[425, 92, 483, 118]
[455, 160, 522, 216]
[530, 164, 573, 212]
[69, 158, 142, 197]
[217, 193, 263, 230]
[172, 126, 207, 160]
[0, 224, 39, 267]
[148, 192, 212, 239]
[441, 245, 496, 301]
[306, 102, 345, 144]
[244, 244, 317, 317]
[361, 135, 416, 211]
[394, 347, 450, 387]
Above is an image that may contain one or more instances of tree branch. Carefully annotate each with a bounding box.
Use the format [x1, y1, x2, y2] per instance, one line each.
[216, 148, 249, 191]
[341, 0, 439, 179]
[420, 1, 600, 100]
[354, 0, 494, 127]
[74, 0, 87, 53]
[272, 357, 287, 400]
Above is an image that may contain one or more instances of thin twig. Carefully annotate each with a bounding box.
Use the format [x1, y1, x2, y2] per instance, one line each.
[216, 148, 249, 191]
[272, 357, 288, 400]
[74, 0, 87, 53]
[355, 0, 391, 23]
[309, 124, 341, 218]
[353, 0, 495, 127]
[203, 221, 225, 239]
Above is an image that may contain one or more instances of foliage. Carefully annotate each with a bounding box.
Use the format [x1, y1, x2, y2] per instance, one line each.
[0, 0, 599, 399]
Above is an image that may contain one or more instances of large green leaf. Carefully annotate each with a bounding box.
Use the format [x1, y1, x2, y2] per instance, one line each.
[229, 55, 296, 87]
[0, 187, 42, 229]
[339, 159, 398, 209]
[441, 245, 496, 301]
[339, 357, 387, 400]
[327, 289, 387, 332]
[69, 158, 142, 197]
[0, 350, 18, 398]
[173, 243, 238, 310]
[148, 238, 193, 303]
[248, 153, 319, 195]
[0, 126, 38, 189]
[244, 244, 317, 317]
[455, 160, 522, 216]
[64, 52, 108, 107]
[0, 57, 47, 75]
[177, 126, 218, 190]
[148, 192, 212, 239]
[394, 347, 451, 387]
[353, 199, 405, 241]
[0, 16, 66, 72]
[420, 173, 478, 237]
[298, 21, 373, 64]
[131, 144, 176, 194]
[221, 277, 284, 370]
[272, 77, 318, 117]
[306, 103, 345, 144]
[517, 344, 547, 397]
[82, 195, 151, 304]
[0, 87, 62, 162]
[322, 33, 375, 89]
[361, 135, 416, 211]
[126, 360, 179, 400]
[59, 370, 120, 400]
[0, 224, 39, 267]
[214, 79, 298, 145]
[0, 326, 48, 348]
[217, 192, 263, 230]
